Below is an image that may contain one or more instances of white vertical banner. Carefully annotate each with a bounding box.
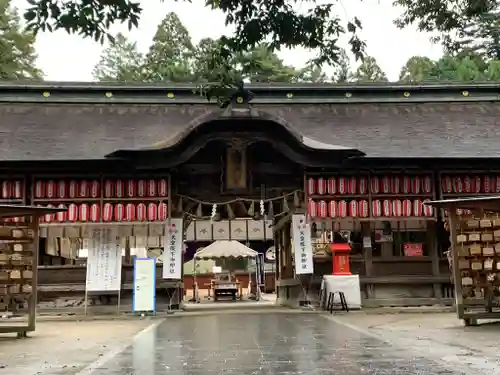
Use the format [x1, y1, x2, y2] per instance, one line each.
[292, 214, 314, 275]
[133, 257, 156, 312]
[163, 218, 184, 279]
[86, 227, 122, 292]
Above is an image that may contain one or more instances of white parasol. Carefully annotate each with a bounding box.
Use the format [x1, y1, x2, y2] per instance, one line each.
[194, 240, 258, 260]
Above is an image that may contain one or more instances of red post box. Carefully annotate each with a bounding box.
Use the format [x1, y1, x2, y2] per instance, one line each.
[330, 243, 352, 275]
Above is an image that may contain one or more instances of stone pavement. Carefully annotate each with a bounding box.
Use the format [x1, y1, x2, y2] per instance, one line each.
[1, 311, 498, 375]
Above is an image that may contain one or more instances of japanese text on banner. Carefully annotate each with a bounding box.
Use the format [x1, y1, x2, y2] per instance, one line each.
[292, 214, 314, 275]
[163, 218, 183, 279]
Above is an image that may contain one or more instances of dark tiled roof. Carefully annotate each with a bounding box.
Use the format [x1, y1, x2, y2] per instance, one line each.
[0, 101, 498, 161]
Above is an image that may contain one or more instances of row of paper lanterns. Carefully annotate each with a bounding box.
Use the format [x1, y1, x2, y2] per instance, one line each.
[38, 202, 169, 223]
[441, 175, 500, 194]
[33, 179, 168, 199]
[308, 199, 435, 218]
[306, 176, 433, 195]
[0, 180, 23, 199]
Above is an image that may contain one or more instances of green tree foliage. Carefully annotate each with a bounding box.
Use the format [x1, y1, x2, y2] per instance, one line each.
[0, 0, 42, 80]
[92, 33, 144, 81]
[352, 56, 388, 83]
[399, 56, 438, 82]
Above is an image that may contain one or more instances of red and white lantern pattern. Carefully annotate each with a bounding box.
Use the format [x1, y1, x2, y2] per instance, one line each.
[371, 177, 380, 194]
[90, 203, 100, 222]
[359, 200, 369, 217]
[148, 203, 158, 221]
[329, 201, 337, 217]
[372, 200, 382, 217]
[392, 200, 402, 217]
[158, 179, 168, 197]
[147, 180, 157, 197]
[114, 203, 125, 222]
[453, 177, 463, 193]
[136, 203, 147, 221]
[56, 204, 67, 222]
[67, 204, 78, 222]
[306, 178, 316, 195]
[473, 176, 481, 193]
[35, 180, 45, 198]
[308, 199, 317, 217]
[44, 204, 55, 223]
[137, 180, 147, 197]
[349, 200, 358, 217]
[422, 176, 432, 193]
[89, 180, 100, 198]
[338, 177, 348, 194]
[126, 180, 136, 198]
[463, 176, 472, 193]
[1, 181, 10, 199]
[103, 203, 113, 222]
[79, 180, 89, 198]
[381, 177, 391, 194]
[13, 181, 22, 199]
[348, 177, 357, 194]
[68, 180, 78, 198]
[495, 176, 500, 193]
[115, 181, 125, 198]
[316, 178, 327, 195]
[358, 177, 367, 194]
[104, 180, 114, 198]
[338, 201, 348, 217]
[442, 176, 453, 193]
[413, 200, 423, 216]
[392, 177, 400, 194]
[382, 200, 392, 216]
[484, 176, 491, 193]
[317, 200, 327, 218]
[125, 203, 135, 221]
[402, 176, 411, 194]
[158, 203, 168, 221]
[423, 199, 434, 217]
[411, 177, 421, 194]
[79, 203, 89, 222]
[45, 180, 56, 199]
[327, 178, 337, 195]
[57, 181, 66, 198]
[402, 200, 412, 217]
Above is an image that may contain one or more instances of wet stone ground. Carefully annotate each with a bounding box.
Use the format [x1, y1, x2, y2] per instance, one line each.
[88, 314, 473, 375]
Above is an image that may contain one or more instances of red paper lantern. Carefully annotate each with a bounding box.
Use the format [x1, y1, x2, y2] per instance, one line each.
[456, 208, 463, 216]
[1, 181, 10, 199]
[358, 177, 367, 194]
[463, 176, 471, 193]
[126, 180, 136, 198]
[402, 176, 411, 194]
[423, 199, 434, 217]
[453, 177, 463, 193]
[413, 199, 423, 216]
[158, 202, 168, 221]
[317, 200, 327, 217]
[381, 176, 391, 194]
[147, 203, 158, 221]
[327, 178, 337, 195]
[44, 204, 55, 223]
[147, 180, 157, 197]
[35, 180, 45, 198]
[79, 180, 89, 198]
[57, 180, 66, 198]
[402, 200, 412, 217]
[317, 178, 327, 195]
[102, 203, 113, 222]
[136, 203, 147, 221]
[484, 176, 492, 193]
[46, 180, 56, 199]
[89, 180, 100, 198]
[359, 200, 369, 217]
[306, 178, 316, 195]
[79, 203, 89, 222]
[308, 199, 317, 217]
[472, 176, 481, 193]
[338, 200, 347, 217]
[442, 176, 452, 193]
[348, 177, 357, 194]
[392, 176, 401, 194]
[56, 204, 67, 222]
[13, 181, 22, 199]
[338, 177, 348, 194]
[137, 180, 147, 197]
[104, 180, 114, 198]
[370, 177, 380, 194]
[68, 180, 78, 198]
[329, 201, 337, 217]
[67, 204, 78, 222]
[372, 200, 382, 217]
[114, 203, 125, 221]
[422, 176, 432, 193]
[90, 203, 100, 222]
[125, 203, 136, 221]
[158, 179, 168, 197]
[495, 176, 500, 193]
[382, 200, 392, 216]
[411, 177, 421, 194]
[115, 181, 125, 198]
[349, 200, 358, 217]
[38, 205, 45, 223]
[392, 200, 402, 217]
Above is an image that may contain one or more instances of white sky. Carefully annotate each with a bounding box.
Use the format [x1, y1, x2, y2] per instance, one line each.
[17, 0, 444, 82]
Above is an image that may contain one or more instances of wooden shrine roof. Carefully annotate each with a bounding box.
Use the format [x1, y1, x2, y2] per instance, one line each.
[0, 81, 499, 161]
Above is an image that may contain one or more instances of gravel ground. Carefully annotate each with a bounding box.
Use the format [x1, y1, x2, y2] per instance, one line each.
[0, 319, 154, 375]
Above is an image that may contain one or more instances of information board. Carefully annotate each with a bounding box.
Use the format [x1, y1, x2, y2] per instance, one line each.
[85, 228, 122, 292]
[133, 257, 156, 312]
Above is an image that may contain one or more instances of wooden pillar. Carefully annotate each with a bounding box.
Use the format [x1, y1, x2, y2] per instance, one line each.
[282, 221, 293, 278]
[361, 222, 374, 299]
[428, 221, 442, 299]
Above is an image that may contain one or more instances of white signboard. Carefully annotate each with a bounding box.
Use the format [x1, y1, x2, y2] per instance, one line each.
[162, 218, 183, 279]
[133, 257, 156, 312]
[86, 228, 122, 292]
[292, 214, 314, 275]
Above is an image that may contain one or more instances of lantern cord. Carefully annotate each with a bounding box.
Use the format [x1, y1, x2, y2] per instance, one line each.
[177, 189, 302, 206]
